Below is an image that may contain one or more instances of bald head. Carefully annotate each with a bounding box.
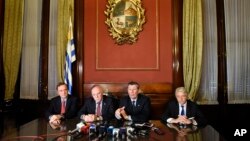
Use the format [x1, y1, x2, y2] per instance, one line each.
[91, 85, 104, 103]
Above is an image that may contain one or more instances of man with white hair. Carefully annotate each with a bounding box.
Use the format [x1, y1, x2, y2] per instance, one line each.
[161, 87, 207, 126]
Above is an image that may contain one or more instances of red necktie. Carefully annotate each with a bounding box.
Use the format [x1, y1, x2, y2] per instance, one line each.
[61, 100, 66, 114]
[96, 102, 101, 116]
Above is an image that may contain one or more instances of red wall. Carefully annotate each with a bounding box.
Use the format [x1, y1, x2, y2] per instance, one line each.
[84, 0, 172, 83]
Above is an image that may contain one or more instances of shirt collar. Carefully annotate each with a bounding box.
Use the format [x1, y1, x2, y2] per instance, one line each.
[179, 102, 187, 107]
[130, 98, 137, 102]
[61, 97, 67, 101]
[96, 100, 103, 104]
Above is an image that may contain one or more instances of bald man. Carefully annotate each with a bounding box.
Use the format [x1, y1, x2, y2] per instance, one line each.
[78, 85, 115, 122]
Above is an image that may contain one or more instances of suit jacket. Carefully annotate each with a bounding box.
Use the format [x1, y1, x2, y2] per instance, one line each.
[45, 95, 78, 120]
[119, 94, 151, 122]
[77, 95, 115, 121]
[161, 100, 207, 126]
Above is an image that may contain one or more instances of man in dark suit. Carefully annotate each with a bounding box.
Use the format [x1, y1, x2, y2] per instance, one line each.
[115, 81, 151, 122]
[45, 82, 78, 125]
[78, 85, 115, 122]
[161, 87, 207, 126]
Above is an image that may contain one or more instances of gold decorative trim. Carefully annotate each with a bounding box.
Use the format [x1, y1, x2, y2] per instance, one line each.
[104, 0, 146, 45]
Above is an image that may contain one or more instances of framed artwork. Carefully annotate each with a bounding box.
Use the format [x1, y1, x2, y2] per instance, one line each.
[105, 0, 146, 45]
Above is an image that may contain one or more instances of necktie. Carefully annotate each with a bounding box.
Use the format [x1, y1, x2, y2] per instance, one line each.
[132, 101, 136, 111]
[96, 102, 101, 116]
[61, 100, 66, 114]
[181, 105, 184, 115]
[132, 101, 136, 107]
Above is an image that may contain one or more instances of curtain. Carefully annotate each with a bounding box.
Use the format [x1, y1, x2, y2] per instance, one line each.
[20, 0, 42, 99]
[197, 0, 218, 104]
[3, 0, 24, 100]
[183, 0, 203, 101]
[57, 0, 74, 82]
[224, 0, 250, 104]
[48, 0, 59, 99]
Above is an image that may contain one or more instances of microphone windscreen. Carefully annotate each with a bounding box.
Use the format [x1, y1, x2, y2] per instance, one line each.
[99, 125, 106, 135]
[119, 127, 127, 139]
[80, 125, 89, 135]
[89, 124, 96, 136]
[126, 127, 134, 136]
[112, 128, 120, 138]
[107, 126, 114, 136]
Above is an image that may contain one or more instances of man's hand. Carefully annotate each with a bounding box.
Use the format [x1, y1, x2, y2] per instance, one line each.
[173, 115, 192, 125]
[115, 106, 127, 119]
[49, 115, 63, 125]
[83, 114, 97, 122]
[120, 108, 128, 120]
[49, 120, 61, 129]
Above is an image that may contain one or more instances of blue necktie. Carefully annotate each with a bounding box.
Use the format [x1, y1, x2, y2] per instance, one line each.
[181, 105, 184, 115]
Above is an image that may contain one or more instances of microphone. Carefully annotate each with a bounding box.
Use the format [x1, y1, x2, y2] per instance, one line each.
[68, 121, 85, 134]
[126, 126, 135, 137]
[98, 125, 107, 138]
[89, 124, 97, 137]
[107, 126, 114, 136]
[112, 128, 120, 138]
[119, 127, 127, 139]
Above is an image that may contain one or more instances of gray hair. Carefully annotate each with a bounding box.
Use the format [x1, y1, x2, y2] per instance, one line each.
[175, 87, 188, 95]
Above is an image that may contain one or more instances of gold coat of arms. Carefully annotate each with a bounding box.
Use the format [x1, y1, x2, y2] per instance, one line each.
[105, 0, 146, 45]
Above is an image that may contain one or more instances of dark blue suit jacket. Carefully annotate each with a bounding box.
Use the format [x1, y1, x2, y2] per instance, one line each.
[77, 95, 115, 121]
[45, 95, 78, 120]
[119, 94, 151, 122]
[161, 100, 207, 126]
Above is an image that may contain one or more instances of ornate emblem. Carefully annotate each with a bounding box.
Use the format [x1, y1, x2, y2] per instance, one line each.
[105, 0, 146, 45]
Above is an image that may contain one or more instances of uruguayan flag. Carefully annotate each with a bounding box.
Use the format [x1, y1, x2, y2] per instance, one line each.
[64, 17, 76, 95]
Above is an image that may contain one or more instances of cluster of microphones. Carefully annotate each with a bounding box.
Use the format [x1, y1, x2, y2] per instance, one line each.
[68, 121, 164, 140]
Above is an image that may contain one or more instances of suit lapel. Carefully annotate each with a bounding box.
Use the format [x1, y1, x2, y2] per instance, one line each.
[56, 97, 62, 113]
[65, 97, 71, 112]
[186, 101, 190, 117]
[91, 99, 96, 114]
[102, 97, 106, 115]
[175, 101, 179, 116]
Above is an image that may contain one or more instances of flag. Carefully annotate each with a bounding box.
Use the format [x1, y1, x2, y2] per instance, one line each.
[64, 17, 76, 95]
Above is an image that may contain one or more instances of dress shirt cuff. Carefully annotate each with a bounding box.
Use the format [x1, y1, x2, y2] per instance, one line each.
[192, 119, 198, 125]
[115, 113, 122, 120]
[167, 118, 174, 123]
[49, 115, 52, 120]
[127, 115, 132, 121]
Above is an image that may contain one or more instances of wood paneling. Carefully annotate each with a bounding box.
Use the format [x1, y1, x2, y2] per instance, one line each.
[74, 0, 84, 100]
[39, 0, 50, 100]
[216, 0, 228, 104]
[83, 82, 173, 119]
[172, 0, 184, 91]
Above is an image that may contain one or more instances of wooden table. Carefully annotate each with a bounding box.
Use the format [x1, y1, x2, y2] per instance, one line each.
[1, 118, 226, 141]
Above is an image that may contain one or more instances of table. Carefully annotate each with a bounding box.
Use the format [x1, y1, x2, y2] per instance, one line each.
[1, 118, 227, 141]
